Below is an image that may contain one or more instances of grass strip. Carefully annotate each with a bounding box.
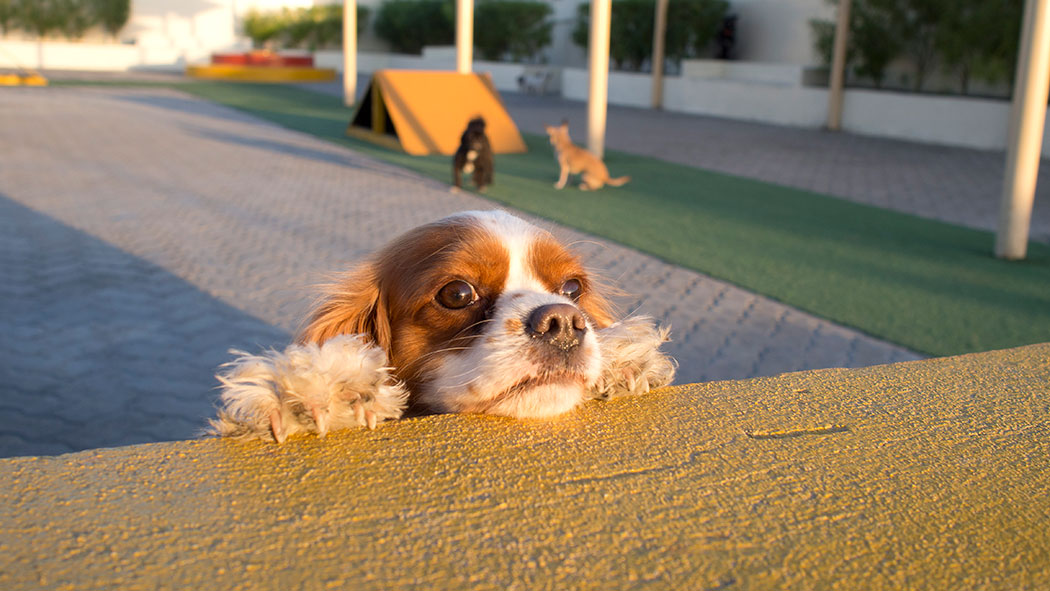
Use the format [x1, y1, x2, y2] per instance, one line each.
[81, 80, 1050, 357]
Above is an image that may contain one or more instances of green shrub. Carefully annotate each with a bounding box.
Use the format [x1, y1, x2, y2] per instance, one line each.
[13, 0, 67, 37]
[243, 9, 286, 47]
[93, 0, 130, 38]
[58, 0, 95, 39]
[474, 0, 552, 62]
[936, 0, 1022, 93]
[0, 0, 12, 35]
[811, 0, 1022, 94]
[374, 0, 454, 55]
[0, 0, 130, 39]
[286, 5, 343, 50]
[243, 4, 371, 50]
[572, 0, 729, 71]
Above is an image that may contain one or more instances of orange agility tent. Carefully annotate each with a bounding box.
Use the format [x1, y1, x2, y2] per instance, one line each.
[347, 70, 527, 156]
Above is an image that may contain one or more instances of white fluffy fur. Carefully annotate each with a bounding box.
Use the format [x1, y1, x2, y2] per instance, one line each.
[209, 335, 408, 442]
[211, 317, 674, 441]
[591, 316, 677, 400]
[210, 211, 676, 443]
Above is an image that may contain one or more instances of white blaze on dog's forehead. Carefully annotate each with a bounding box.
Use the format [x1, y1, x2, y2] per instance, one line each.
[444, 210, 547, 292]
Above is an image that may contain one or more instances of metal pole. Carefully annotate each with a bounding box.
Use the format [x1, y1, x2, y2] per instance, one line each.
[587, 0, 611, 158]
[342, 0, 357, 106]
[651, 0, 668, 109]
[456, 0, 474, 74]
[997, 0, 1050, 260]
[826, 0, 851, 130]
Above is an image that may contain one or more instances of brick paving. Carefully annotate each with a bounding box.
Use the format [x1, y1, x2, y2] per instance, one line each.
[0, 83, 937, 457]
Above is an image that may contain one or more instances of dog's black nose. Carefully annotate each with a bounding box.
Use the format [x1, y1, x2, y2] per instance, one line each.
[526, 304, 587, 350]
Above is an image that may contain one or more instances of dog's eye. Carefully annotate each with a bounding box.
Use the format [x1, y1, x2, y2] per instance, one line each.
[437, 280, 478, 309]
[559, 278, 582, 300]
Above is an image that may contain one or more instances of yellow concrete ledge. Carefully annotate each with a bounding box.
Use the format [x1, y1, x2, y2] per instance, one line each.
[2, 344, 1048, 590]
[185, 64, 337, 83]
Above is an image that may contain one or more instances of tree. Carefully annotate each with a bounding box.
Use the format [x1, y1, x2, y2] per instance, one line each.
[811, 0, 898, 88]
[850, 0, 899, 87]
[936, 0, 1022, 93]
[473, 1, 552, 62]
[94, 0, 131, 39]
[16, 0, 66, 38]
[887, 0, 943, 91]
[0, 0, 15, 35]
[573, 0, 728, 72]
[374, 0, 454, 55]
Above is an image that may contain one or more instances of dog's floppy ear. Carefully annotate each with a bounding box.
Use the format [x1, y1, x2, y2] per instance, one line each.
[298, 262, 392, 355]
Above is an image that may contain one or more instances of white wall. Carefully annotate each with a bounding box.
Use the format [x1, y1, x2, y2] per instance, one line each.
[727, 0, 831, 65]
[0, 40, 185, 71]
[840, 89, 1011, 150]
[0, 0, 240, 70]
[315, 47, 548, 93]
[562, 65, 1032, 152]
[562, 67, 827, 126]
[125, 0, 238, 59]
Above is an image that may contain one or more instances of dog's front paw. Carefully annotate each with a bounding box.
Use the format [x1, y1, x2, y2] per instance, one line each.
[591, 316, 676, 400]
[209, 335, 408, 443]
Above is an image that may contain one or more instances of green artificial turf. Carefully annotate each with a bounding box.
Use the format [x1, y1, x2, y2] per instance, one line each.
[89, 80, 1050, 357]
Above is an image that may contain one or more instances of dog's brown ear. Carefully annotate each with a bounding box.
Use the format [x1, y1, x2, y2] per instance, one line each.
[298, 263, 392, 355]
[560, 119, 568, 128]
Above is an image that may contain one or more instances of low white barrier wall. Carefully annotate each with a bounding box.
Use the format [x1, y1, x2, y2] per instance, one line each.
[315, 48, 549, 95]
[563, 66, 1029, 152]
[841, 88, 1010, 151]
[0, 38, 1035, 153]
[0, 39, 198, 72]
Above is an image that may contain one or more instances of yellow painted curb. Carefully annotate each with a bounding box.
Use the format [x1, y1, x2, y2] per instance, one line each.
[0, 73, 48, 86]
[185, 64, 336, 83]
[1, 343, 1048, 589]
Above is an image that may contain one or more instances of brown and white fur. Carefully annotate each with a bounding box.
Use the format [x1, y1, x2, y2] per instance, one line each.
[210, 210, 674, 442]
[545, 121, 630, 191]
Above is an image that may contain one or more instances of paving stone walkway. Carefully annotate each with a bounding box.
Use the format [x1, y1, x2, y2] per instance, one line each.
[2, 84, 925, 457]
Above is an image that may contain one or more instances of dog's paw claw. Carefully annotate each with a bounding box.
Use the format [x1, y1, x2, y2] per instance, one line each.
[269, 409, 287, 444]
[311, 406, 330, 438]
[591, 317, 676, 401]
[211, 335, 409, 442]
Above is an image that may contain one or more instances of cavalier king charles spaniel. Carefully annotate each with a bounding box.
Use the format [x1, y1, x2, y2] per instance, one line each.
[210, 210, 675, 442]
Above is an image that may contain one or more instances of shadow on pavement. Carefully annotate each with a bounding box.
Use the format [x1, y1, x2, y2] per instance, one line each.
[0, 195, 289, 457]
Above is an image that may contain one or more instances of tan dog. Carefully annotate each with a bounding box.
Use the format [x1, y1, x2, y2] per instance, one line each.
[545, 121, 630, 191]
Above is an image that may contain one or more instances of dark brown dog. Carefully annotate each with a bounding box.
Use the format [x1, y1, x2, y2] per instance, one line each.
[452, 117, 494, 191]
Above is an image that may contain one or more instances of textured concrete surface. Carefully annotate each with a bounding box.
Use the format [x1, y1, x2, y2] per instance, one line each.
[0, 85, 920, 457]
[1, 343, 1047, 590]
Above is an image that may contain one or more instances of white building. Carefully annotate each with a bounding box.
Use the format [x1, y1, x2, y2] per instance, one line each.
[0, 0, 1035, 152]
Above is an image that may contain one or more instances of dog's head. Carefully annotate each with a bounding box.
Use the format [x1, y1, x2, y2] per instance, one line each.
[300, 210, 616, 418]
[461, 117, 488, 152]
[544, 120, 571, 148]
[465, 116, 486, 135]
